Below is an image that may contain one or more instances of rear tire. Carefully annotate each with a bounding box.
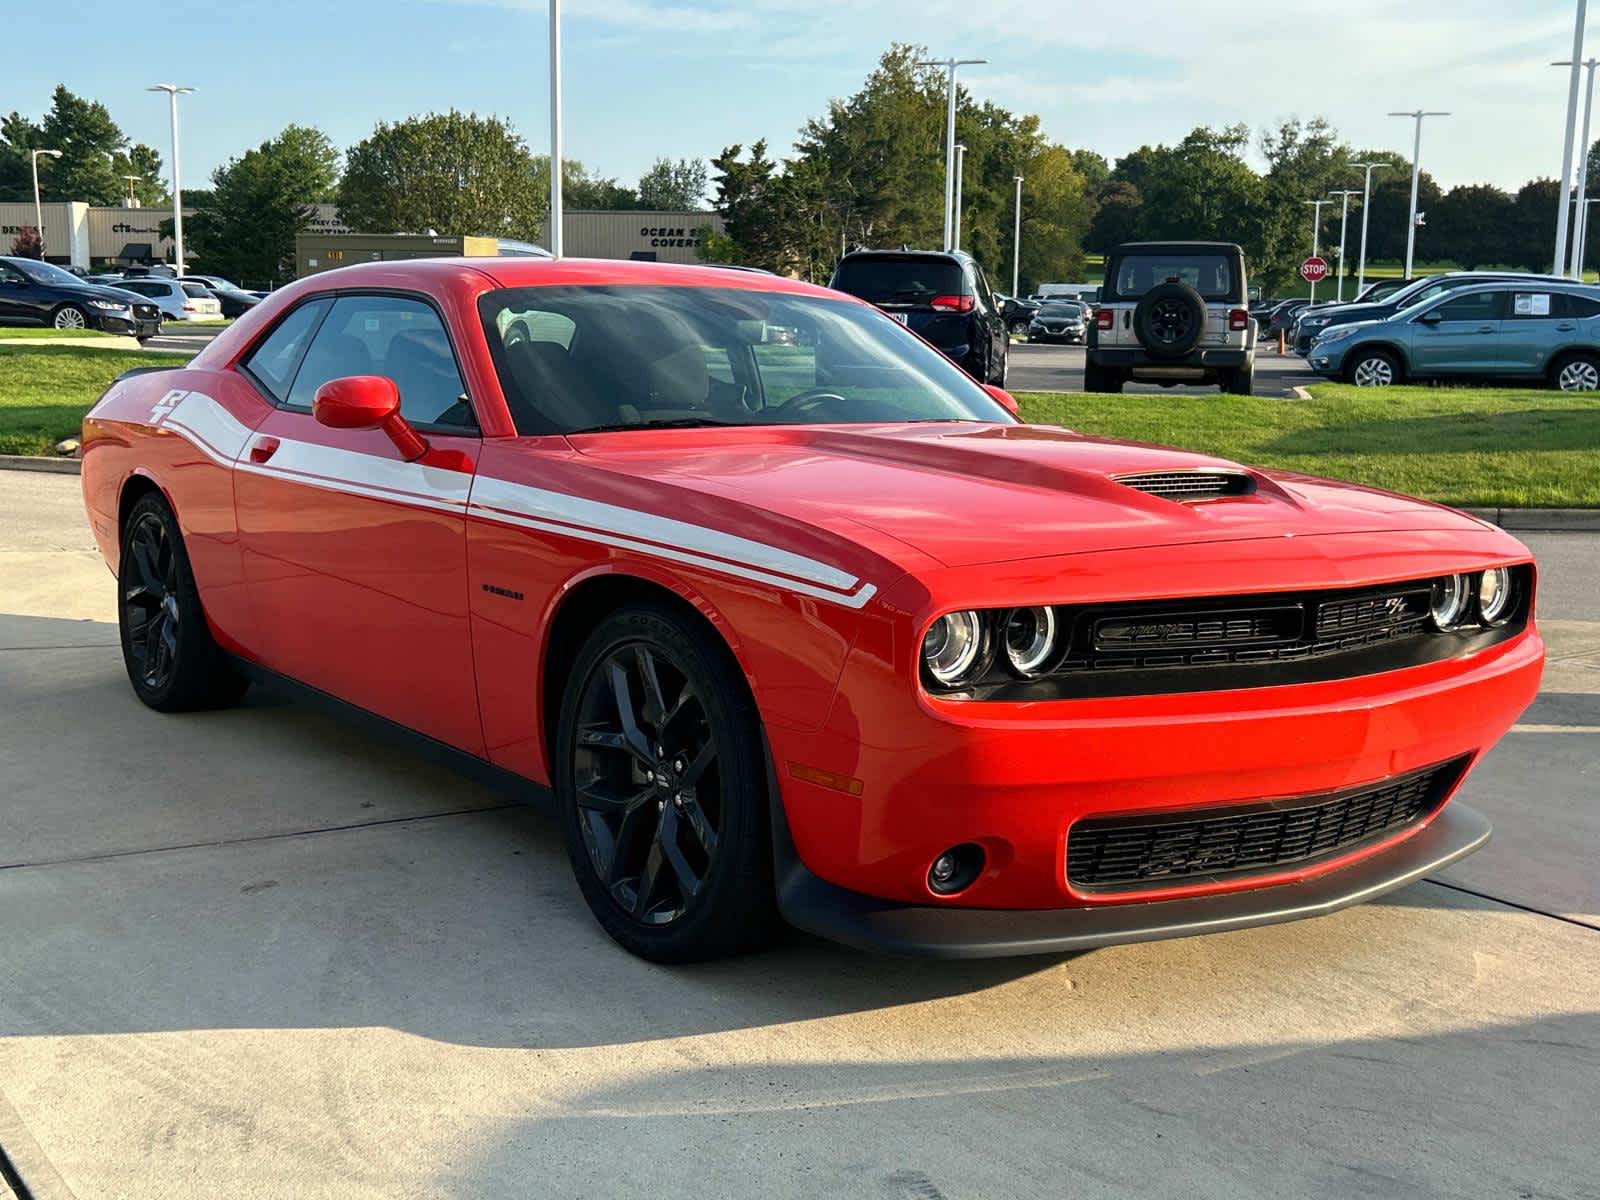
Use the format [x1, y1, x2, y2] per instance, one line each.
[555, 603, 778, 962]
[1347, 347, 1401, 388]
[117, 493, 248, 712]
[1225, 360, 1255, 395]
[1550, 350, 1600, 391]
[1084, 361, 1122, 393]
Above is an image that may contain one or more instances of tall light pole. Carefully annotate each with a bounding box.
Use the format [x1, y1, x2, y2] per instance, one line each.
[1350, 161, 1387, 292]
[148, 84, 194, 271]
[1554, 1, 1589, 274]
[1557, 57, 1600, 277]
[1329, 189, 1361, 302]
[915, 56, 985, 251]
[1388, 110, 1449, 279]
[1304, 198, 1329, 304]
[548, 0, 563, 258]
[29, 149, 62, 252]
[1011, 174, 1024, 296]
[952, 143, 967, 251]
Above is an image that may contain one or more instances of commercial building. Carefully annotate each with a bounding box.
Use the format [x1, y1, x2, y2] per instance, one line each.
[1, 202, 353, 269]
[537, 210, 723, 263]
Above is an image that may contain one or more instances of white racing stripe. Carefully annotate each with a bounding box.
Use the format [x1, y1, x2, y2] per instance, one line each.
[143, 390, 877, 609]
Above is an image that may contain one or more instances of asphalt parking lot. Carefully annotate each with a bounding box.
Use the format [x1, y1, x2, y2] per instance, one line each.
[0, 470, 1596, 1199]
[1008, 341, 1319, 395]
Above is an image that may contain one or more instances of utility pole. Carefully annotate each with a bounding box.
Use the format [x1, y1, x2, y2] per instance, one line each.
[548, 0, 563, 257]
[29, 149, 62, 252]
[148, 84, 195, 271]
[1304, 198, 1329, 304]
[1350, 161, 1387, 292]
[1556, 57, 1600, 277]
[952, 143, 966, 251]
[1555, 1, 1589, 274]
[1011, 174, 1023, 296]
[1388, 110, 1449, 279]
[1329, 189, 1361, 302]
[915, 56, 985, 251]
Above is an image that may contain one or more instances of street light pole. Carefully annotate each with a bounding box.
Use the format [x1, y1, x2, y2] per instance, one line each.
[1329, 189, 1361, 302]
[1580, 197, 1600, 279]
[1554, 0, 1589, 274]
[148, 84, 194, 271]
[29, 148, 62, 254]
[548, 0, 563, 258]
[1388, 110, 1449, 279]
[915, 57, 985, 251]
[1303, 198, 1329, 304]
[1349, 161, 1386, 293]
[1556, 57, 1600, 277]
[952, 143, 966, 251]
[1011, 174, 1023, 296]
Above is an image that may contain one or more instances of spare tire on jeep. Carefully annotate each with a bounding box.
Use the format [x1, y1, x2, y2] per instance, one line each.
[1133, 282, 1207, 359]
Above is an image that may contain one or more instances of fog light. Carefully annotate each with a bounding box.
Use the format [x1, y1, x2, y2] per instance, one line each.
[927, 843, 985, 895]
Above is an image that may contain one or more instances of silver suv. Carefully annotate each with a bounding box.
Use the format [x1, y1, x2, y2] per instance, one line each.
[1086, 241, 1255, 394]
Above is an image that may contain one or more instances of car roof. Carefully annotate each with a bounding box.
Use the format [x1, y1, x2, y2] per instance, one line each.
[1110, 241, 1245, 254]
[838, 248, 971, 264]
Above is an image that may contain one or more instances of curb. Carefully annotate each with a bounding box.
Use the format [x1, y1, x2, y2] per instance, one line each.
[0, 455, 79, 476]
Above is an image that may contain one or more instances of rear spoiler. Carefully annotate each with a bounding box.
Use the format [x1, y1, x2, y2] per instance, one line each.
[112, 365, 178, 384]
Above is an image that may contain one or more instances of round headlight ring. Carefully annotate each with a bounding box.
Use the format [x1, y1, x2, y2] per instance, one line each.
[923, 610, 985, 687]
[1429, 574, 1470, 629]
[1002, 606, 1059, 677]
[1478, 567, 1514, 627]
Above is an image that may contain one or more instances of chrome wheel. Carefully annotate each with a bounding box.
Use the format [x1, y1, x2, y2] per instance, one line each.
[52, 305, 87, 330]
[1352, 354, 1395, 387]
[121, 512, 180, 691]
[572, 641, 720, 926]
[1558, 358, 1600, 391]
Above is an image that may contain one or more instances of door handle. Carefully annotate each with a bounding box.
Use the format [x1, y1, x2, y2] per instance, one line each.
[1557, 322, 1578, 331]
[248, 436, 279, 464]
[1476, 326, 1496, 334]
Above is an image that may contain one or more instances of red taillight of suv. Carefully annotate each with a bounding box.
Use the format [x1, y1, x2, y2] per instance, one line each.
[1094, 308, 1114, 330]
[929, 294, 975, 313]
[182, 303, 197, 313]
[1228, 308, 1249, 331]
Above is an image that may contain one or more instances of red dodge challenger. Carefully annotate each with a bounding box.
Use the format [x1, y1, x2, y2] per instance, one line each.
[81, 258, 1543, 961]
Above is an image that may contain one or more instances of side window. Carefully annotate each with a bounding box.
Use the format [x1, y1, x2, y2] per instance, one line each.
[1553, 293, 1600, 318]
[1508, 293, 1555, 319]
[241, 299, 330, 402]
[288, 295, 475, 429]
[1429, 291, 1503, 322]
[971, 265, 995, 312]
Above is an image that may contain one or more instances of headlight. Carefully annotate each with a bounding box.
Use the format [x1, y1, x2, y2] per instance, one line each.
[1429, 574, 1470, 629]
[1002, 607, 1059, 677]
[922, 611, 986, 687]
[1315, 324, 1358, 346]
[1305, 315, 1330, 327]
[89, 299, 129, 311]
[1477, 567, 1514, 626]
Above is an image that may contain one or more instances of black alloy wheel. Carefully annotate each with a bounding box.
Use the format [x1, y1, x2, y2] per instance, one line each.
[556, 603, 777, 961]
[1148, 299, 1194, 347]
[1133, 282, 1207, 359]
[122, 510, 181, 692]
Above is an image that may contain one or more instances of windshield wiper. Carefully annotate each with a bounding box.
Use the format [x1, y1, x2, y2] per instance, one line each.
[566, 417, 741, 434]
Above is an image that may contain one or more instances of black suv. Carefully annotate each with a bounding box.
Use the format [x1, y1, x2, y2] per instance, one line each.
[1086, 242, 1255, 394]
[829, 249, 1009, 386]
[0, 256, 162, 339]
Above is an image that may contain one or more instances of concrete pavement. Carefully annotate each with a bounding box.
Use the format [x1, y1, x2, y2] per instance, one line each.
[0, 472, 1596, 1199]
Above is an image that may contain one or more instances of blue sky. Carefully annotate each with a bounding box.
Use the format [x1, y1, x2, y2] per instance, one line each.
[16, 0, 1594, 196]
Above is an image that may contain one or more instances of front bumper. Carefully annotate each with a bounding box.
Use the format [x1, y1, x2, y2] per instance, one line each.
[1030, 326, 1086, 342]
[91, 311, 161, 337]
[776, 799, 1490, 958]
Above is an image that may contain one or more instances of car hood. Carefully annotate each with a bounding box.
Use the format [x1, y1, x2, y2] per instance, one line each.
[567, 422, 1483, 570]
[1307, 301, 1393, 323]
[75, 283, 152, 305]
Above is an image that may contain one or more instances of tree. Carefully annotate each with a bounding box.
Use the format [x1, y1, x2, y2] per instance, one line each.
[531, 156, 638, 210]
[9, 225, 43, 259]
[637, 157, 708, 209]
[703, 140, 791, 272]
[339, 111, 542, 239]
[1084, 180, 1142, 253]
[0, 88, 163, 205]
[1511, 178, 1562, 273]
[185, 124, 339, 283]
[1431, 184, 1515, 269]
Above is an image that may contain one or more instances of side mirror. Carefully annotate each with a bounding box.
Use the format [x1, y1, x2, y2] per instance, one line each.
[312, 375, 427, 461]
[983, 383, 1021, 418]
[1418, 311, 1443, 325]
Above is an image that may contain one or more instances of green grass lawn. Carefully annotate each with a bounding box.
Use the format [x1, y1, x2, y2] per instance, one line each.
[0, 327, 115, 340]
[1018, 385, 1600, 508]
[0, 345, 185, 456]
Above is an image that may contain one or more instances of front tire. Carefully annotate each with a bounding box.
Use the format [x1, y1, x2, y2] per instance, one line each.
[52, 304, 88, 331]
[1347, 347, 1401, 388]
[555, 603, 778, 962]
[117, 493, 247, 711]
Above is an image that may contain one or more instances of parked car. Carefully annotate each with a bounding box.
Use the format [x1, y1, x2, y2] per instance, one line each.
[1261, 298, 1308, 341]
[1086, 241, 1256, 393]
[1292, 272, 1571, 354]
[0, 255, 162, 339]
[829, 248, 1009, 385]
[1351, 277, 1417, 304]
[996, 293, 1040, 334]
[112, 277, 224, 322]
[80, 256, 1539, 962]
[180, 275, 261, 319]
[1308, 279, 1600, 389]
[1027, 300, 1088, 344]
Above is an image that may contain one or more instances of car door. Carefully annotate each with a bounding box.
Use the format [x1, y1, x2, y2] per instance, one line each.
[1500, 290, 1600, 376]
[233, 292, 486, 753]
[1410, 288, 1506, 375]
[0, 263, 32, 323]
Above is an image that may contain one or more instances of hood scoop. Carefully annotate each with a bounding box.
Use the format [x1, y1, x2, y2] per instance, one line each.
[1113, 469, 1256, 502]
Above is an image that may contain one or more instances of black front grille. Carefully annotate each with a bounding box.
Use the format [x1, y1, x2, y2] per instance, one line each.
[134, 304, 158, 319]
[1065, 758, 1467, 892]
[1114, 470, 1256, 500]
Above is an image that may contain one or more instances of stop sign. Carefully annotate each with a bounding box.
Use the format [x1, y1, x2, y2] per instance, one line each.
[1300, 256, 1330, 283]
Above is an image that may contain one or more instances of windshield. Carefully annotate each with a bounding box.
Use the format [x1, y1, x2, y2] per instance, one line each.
[11, 259, 82, 287]
[1038, 302, 1080, 317]
[479, 285, 1015, 436]
[830, 257, 965, 305]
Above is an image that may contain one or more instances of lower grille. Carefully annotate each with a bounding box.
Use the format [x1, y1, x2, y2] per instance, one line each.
[1065, 758, 1467, 892]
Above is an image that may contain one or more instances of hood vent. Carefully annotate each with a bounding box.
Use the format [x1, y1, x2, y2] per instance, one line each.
[1114, 470, 1256, 501]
